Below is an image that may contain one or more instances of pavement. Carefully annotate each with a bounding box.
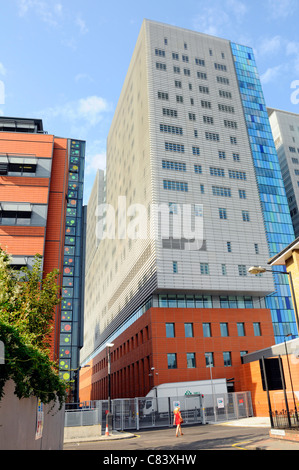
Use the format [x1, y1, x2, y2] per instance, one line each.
[64, 417, 299, 450]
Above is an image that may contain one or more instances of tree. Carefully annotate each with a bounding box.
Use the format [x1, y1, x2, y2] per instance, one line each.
[0, 248, 66, 408]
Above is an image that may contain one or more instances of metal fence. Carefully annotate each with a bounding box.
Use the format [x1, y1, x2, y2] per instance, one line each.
[271, 410, 299, 430]
[271, 391, 299, 430]
[65, 391, 253, 432]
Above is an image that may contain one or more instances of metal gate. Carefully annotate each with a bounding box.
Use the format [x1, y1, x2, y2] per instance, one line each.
[112, 395, 204, 431]
[65, 392, 252, 431]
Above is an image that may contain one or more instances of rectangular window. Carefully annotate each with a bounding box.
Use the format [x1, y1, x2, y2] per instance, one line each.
[182, 54, 189, 62]
[227, 241, 232, 252]
[187, 353, 196, 369]
[176, 95, 183, 103]
[162, 160, 186, 171]
[199, 85, 209, 94]
[233, 153, 240, 161]
[158, 91, 169, 100]
[192, 146, 200, 155]
[203, 323, 211, 337]
[238, 265, 247, 276]
[218, 103, 235, 113]
[218, 151, 226, 159]
[195, 58, 205, 66]
[167, 353, 177, 369]
[0, 206, 32, 226]
[173, 66, 180, 73]
[221, 264, 227, 276]
[210, 167, 225, 177]
[230, 136, 237, 144]
[173, 261, 178, 273]
[203, 115, 214, 125]
[217, 76, 229, 85]
[185, 323, 194, 337]
[194, 165, 202, 174]
[253, 322, 261, 336]
[201, 100, 211, 109]
[237, 322, 245, 336]
[205, 352, 214, 367]
[200, 263, 209, 275]
[160, 124, 183, 135]
[172, 52, 179, 60]
[184, 68, 190, 76]
[163, 180, 188, 192]
[194, 204, 203, 216]
[239, 189, 246, 199]
[3, 161, 37, 176]
[219, 90, 232, 98]
[212, 186, 231, 197]
[254, 243, 259, 254]
[166, 323, 175, 338]
[165, 142, 185, 153]
[169, 202, 178, 214]
[205, 132, 220, 141]
[155, 48, 165, 57]
[197, 71, 207, 80]
[224, 119, 237, 129]
[215, 63, 227, 71]
[156, 62, 166, 70]
[229, 170, 246, 180]
[163, 108, 178, 118]
[220, 323, 229, 337]
[189, 113, 196, 121]
[242, 210, 250, 222]
[219, 208, 227, 219]
[223, 351, 232, 367]
[175, 80, 182, 88]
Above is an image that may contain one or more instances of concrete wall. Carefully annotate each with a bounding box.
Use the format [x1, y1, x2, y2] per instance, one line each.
[0, 380, 65, 450]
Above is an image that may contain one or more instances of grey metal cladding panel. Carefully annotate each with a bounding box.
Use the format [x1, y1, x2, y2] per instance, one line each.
[146, 22, 271, 294]
[94, 272, 158, 350]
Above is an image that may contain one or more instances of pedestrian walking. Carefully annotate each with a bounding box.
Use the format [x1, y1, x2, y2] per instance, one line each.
[173, 406, 184, 437]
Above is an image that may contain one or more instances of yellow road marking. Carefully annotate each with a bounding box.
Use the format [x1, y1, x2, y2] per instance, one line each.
[232, 440, 253, 450]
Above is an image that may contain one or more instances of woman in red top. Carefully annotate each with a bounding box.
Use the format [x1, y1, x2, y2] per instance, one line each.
[173, 406, 184, 437]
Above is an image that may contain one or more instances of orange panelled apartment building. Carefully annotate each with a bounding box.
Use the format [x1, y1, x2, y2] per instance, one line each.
[0, 117, 86, 401]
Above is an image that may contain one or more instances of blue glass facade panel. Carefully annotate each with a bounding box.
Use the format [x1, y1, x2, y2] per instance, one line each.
[231, 43, 297, 343]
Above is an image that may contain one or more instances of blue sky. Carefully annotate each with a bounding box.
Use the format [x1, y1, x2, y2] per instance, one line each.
[1, 0, 299, 203]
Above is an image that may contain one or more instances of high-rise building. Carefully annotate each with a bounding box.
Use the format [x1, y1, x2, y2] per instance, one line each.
[268, 108, 299, 238]
[80, 20, 295, 401]
[0, 116, 86, 400]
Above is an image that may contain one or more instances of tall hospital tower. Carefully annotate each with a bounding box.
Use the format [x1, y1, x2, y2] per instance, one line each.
[80, 20, 296, 401]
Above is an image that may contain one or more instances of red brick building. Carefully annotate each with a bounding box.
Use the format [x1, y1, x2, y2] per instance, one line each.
[0, 118, 85, 399]
[79, 306, 275, 401]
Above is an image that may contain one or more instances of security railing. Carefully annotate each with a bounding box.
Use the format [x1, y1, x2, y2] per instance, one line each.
[65, 391, 253, 432]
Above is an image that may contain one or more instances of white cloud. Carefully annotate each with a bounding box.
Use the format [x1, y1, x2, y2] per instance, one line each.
[75, 73, 94, 83]
[85, 152, 106, 174]
[267, 0, 297, 19]
[76, 15, 88, 35]
[286, 41, 299, 74]
[0, 63, 6, 76]
[192, 0, 247, 38]
[258, 36, 282, 56]
[260, 65, 284, 84]
[84, 139, 107, 175]
[41, 95, 111, 127]
[17, 0, 63, 26]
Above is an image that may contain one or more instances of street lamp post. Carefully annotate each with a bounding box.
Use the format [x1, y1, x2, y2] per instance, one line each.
[249, 266, 299, 428]
[106, 342, 114, 436]
[248, 266, 299, 336]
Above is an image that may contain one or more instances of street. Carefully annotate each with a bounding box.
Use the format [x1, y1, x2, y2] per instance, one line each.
[63, 423, 271, 451]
